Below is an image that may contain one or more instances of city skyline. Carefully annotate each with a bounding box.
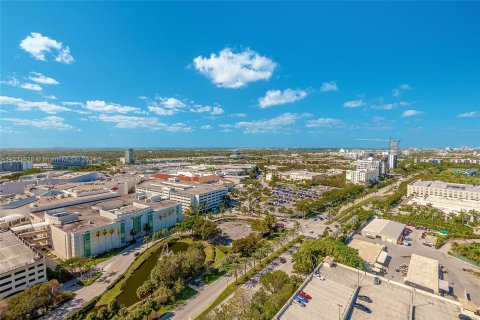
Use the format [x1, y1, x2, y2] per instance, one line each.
[1, 2, 480, 148]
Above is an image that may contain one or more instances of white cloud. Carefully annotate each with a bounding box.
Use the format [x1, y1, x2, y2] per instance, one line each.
[258, 89, 307, 108]
[19, 32, 74, 63]
[3, 116, 75, 130]
[148, 97, 186, 116]
[92, 114, 192, 132]
[43, 95, 57, 100]
[401, 109, 423, 117]
[148, 97, 223, 116]
[458, 111, 479, 118]
[211, 106, 224, 115]
[193, 48, 276, 88]
[85, 100, 139, 114]
[20, 83, 43, 91]
[28, 72, 59, 85]
[0, 76, 20, 87]
[343, 100, 366, 108]
[201, 125, 213, 130]
[392, 83, 412, 97]
[235, 112, 309, 134]
[0, 96, 24, 105]
[0, 96, 71, 113]
[320, 81, 338, 92]
[0, 126, 26, 134]
[370, 101, 411, 110]
[229, 113, 247, 118]
[305, 117, 343, 128]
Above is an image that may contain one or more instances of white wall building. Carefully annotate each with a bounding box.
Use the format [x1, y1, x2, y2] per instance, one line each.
[346, 169, 379, 185]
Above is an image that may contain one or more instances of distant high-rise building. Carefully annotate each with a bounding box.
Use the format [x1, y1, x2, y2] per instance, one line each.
[125, 148, 135, 164]
[388, 138, 400, 172]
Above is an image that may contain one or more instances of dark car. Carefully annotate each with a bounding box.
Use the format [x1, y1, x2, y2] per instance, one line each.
[279, 257, 287, 263]
[357, 295, 372, 303]
[374, 277, 381, 285]
[458, 315, 473, 320]
[354, 303, 372, 313]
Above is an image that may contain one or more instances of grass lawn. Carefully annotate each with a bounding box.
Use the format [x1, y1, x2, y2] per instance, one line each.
[204, 244, 214, 263]
[76, 272, 102, 286]
[214, 247, 225, 268]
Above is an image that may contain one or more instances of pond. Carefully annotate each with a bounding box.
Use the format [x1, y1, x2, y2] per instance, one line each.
[115, 240, 191, 307]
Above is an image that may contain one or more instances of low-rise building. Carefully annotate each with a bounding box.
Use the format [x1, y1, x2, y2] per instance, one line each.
[31, 197, 182, 259]
[361, 218, 406, 243]
[0, 161, 33, 172]
[404, 254, 441, 294]
[407, 180, 480, 201]
[0, 231, 46, 299]
[345, 169, 379, 185]
[266, 170, 325, 182]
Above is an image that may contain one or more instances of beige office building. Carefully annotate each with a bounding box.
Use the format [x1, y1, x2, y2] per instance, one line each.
[407, 181, 480, 201]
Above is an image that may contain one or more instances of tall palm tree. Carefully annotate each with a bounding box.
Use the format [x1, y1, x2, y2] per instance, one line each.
[109, 228, 114, 249]
[102, 229, 108, 251]
[95, 230, 101, 252]
[130, 229, 137, 242]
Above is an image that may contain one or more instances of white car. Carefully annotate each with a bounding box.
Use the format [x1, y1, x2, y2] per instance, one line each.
[314, 273, 325, 281]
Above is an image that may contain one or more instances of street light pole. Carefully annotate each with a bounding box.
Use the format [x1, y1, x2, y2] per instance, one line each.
[337, 304, 343, 320]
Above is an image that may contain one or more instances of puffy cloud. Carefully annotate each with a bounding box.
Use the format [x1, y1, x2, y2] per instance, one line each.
[258, 89, 307, 108]
[458, 111, 479, 118]
[19, 32, 74, 63]
[20, 83, 42, 91]
[0, 76, 20, 87]
[235, 112, 310, 134]
[305, 117, 343, 128]
[148, 97, 224, 116]
[320, 81, 338, 92]
[370, 101, 412, 110]
[85, 100, 139, 114]
[28, 72, 59, 85]
[229, 113, 247, 118]
[401, 109, 423, 117]
[2, 116, 76, 130]
[193, 48, 276, 88]
[343, 100, 366, 108]
[0, 95, 71, 113]
[392, 84, 412, 97]
[201, 125, 213, 129]
[91, 114, 192, 132]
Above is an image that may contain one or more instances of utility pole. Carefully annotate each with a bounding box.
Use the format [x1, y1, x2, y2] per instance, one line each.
[337, 303, 343, 320]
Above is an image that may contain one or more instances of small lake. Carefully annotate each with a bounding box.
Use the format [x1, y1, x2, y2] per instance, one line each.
[115, 241, 191, 307]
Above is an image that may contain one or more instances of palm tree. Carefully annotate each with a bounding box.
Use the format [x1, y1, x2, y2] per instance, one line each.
[231, 259, 242, 284]
[95, 230, 101, 253]
[130, 229, 137, 242]
[109, 228, 114, 249]
[102, 229, 108, 251]
[143, 223, 151, 235]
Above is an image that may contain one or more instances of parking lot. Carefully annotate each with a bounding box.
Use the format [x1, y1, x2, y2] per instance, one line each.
[278, 263, 464, 320]
[352, 227, 480, 306]
[267, 185, 333, 209]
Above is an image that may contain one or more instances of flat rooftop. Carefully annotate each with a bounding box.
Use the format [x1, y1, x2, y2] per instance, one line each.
[277, 263, 461, 320]
[363, 218, 406, 239]
[405, 254, 439, 293]
[411, 181, 480, 193]
[348, 239, 384, 265]
[0, 231, 41, 274]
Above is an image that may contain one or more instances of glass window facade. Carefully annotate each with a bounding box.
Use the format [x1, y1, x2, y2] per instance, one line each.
[83, 232, 91, 257]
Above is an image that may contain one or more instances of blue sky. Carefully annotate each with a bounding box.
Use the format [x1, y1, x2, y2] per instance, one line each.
[1, 2, 479, 148]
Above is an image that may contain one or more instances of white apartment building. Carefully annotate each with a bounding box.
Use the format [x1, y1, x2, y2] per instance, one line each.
[356, 158, 381, 174]
[407, 181, 480, 201]
[0, 231, 46, 299]
[266, 170, 325, 182]
[346, 169, 379, 185]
